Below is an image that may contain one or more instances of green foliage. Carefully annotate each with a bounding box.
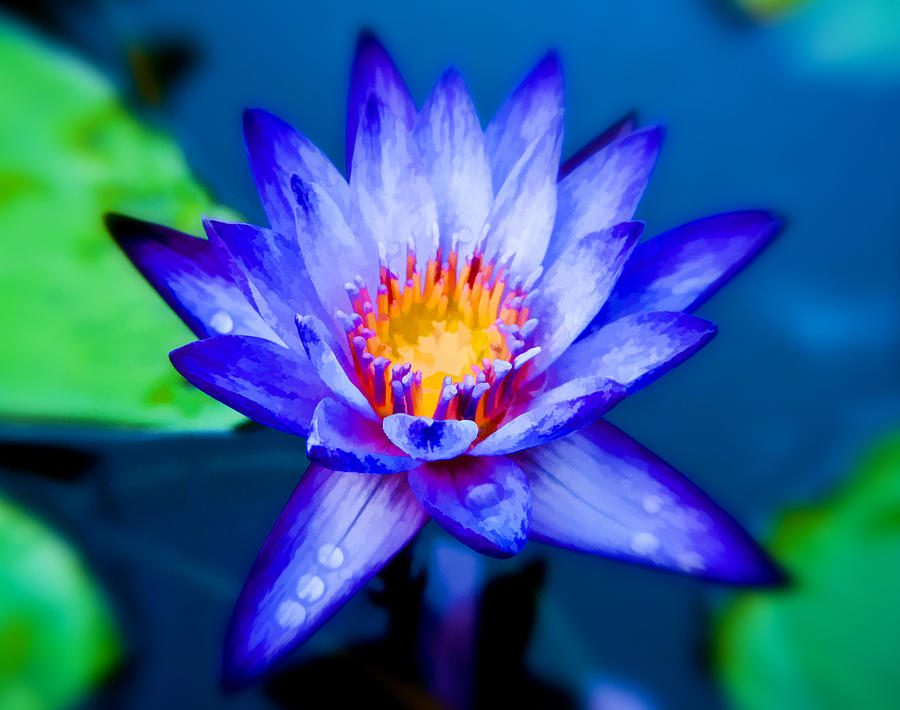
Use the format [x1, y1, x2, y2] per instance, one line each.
[0, 18, 244, 429]
[731, 0, 809, 21]
[0, 496, 121, 710]
[716, 433, 900, 710]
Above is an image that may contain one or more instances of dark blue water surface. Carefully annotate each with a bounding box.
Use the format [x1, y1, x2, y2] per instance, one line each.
[3, 1, 900, 708]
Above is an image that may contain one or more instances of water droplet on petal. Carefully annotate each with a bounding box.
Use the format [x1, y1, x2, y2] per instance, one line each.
[642, 495, 663, 514]
[318, 543, 344, 568]
[210, 310, 234, 334]
[296, 574, 325, 603]
[630, 532, 659, 556]
[677, 551, 705, 571]
[455, 226, 475, 244]
[465, 483, 501, 508]
[276, 599, 306, 629]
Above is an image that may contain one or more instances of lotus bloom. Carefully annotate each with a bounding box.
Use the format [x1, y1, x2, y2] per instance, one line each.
[107, 34, 783, 686]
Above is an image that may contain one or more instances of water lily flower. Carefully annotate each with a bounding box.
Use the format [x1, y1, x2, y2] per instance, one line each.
[107, 34, 783, 686]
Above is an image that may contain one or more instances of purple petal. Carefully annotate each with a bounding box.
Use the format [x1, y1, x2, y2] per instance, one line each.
[414, 68, 492, 260]
[558, 111, 638, 179]
[543, 126, 662, 269]
[407, 456, 530, 557]
[383, 415, 479, 461]
[346, 32, 416, 175]
[548, 312, 717, 393]
[105, 214, 276, 341]
[243, 108, 349, 240]
[483, 121, 563, 279]
[204, 218, 339, 355]
[597, 210, 784, 325]
[484, 52, 564, 189]
[529, 221, 643, 375]
[223, 465, 427, 687]
[307, 398, 418, 474]
[169, 335, 326, 436]
[468, 376, 625, 457]
[349, 94, 439, 280]
[516, 420, 782, 584]
[291, 176, 380, 321]
[295, 315, 377, 421]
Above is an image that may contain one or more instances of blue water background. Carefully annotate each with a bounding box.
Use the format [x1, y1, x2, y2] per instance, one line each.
[4, 1, 900, 708]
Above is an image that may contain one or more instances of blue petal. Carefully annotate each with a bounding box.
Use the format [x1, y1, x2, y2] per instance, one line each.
[346, 32, 416, 175]
[407, 456, 530, 558]
[223, 465, 427, 687]
[484, 52, 563, 189]
[349, 94, 439, 280]
[169, 335, 326, 436]
[243, 108, 349, 240]
[548, 311, 717, 393]
[295, 315, 378, 421]
[529, 221, 643, 376]
[544, 126, 662, 269]
[307, 398, 418, 474]
[414, 68, 493, 260]
[515, 421, 783, 584]
[383, 415, 478, 461]
[468, 376, 625, 457]
[105, 214, 277, 341]
[204, 218, 340, 356]
[291, 176, 380, 322]
[596, 210, 784, 326]
[558, 111, 638, 179]
[483, 119, 563, 279]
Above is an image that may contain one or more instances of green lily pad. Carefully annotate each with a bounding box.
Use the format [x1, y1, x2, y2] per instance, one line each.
[0, 495, 121, 710]
[715, 433, 900, 710]
[0, 18, 244, 429]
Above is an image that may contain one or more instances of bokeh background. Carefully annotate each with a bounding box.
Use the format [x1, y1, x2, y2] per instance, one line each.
[1, 1, 899, 708]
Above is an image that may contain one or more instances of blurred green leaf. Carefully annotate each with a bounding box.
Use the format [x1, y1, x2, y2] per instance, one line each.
[0, 495, 121, 710]
[716, 432, 900, 710]
[731, 0, 809, 21]
[0, 17, 244, 429]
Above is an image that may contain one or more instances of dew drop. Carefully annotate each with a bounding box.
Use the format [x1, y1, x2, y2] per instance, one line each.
[296, 574, 325, 603]
[455, 226, 475, 244]
[465, 483, 501, 508]
[642, 495, 663, 514]
[630, 532, 659, 556]
[210, 310, 234, 334]
[318, 543, 345, 568]
[677, 551, 705, 571]
[276, 599, 306, 629]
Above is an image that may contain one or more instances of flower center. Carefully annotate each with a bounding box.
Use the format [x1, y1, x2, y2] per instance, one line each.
[339, 245, 538, 428]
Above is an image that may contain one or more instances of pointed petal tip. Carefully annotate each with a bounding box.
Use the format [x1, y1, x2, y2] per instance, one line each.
[220, 645, 256, 692]
[103, 212, 168, 247]
[242, 106, 274, 139]
[558, 110, 641, 179]
[527, 49, 564, 93]
[167, 343, 185, 368]
[436, 64, 467, 90]
[622, 109, 639, 125]
[714, 543, 788, 588]
[355, 28, 384, 53]
[636, 123, 666, 149]
[610, 219, 646, 245]
[536, 48, 562, 73]
[102, 211, 132, 240]
[759, 209, 789, 235]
